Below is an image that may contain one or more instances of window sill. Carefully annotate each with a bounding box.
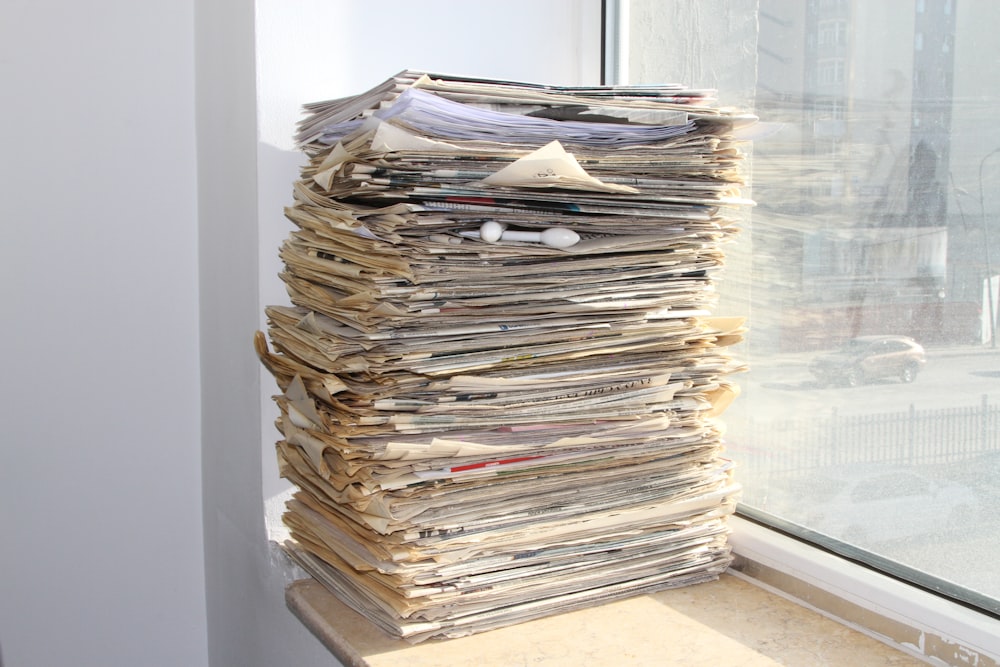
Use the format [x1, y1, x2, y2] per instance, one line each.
[726, 516, 1000, 667]
[284, 548, 935, 666]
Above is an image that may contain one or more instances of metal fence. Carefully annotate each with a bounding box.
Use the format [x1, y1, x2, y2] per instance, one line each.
[738, 394, 1000, 473]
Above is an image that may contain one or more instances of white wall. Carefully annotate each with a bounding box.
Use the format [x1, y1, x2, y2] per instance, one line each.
[0, 2, 207, 667]
[0, 2, 601, 666]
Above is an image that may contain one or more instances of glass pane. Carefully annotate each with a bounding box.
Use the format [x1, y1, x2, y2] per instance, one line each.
[623, 0, 1000, 613]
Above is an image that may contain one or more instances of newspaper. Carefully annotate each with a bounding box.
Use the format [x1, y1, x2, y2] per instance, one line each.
[257, 70, 753, 642]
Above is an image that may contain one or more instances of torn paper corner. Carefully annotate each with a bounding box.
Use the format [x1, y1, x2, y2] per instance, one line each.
[312, 142, 354, 190]
[481, 140, 639, 194]
[704, 383, 741, 419]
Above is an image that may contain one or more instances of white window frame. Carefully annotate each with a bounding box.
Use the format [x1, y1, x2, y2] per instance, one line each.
[728, 516, 1000, 662]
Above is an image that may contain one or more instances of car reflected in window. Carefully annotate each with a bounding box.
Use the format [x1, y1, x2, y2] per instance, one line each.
[808, 335, 927, 387]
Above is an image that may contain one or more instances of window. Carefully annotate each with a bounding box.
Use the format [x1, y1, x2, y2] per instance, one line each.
[818, 19, 848, 46]
[618, 1, 1000, 620]
[817, 58, 846, 85]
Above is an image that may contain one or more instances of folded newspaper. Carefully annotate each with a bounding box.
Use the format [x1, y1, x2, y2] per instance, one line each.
[257, 70, 754, 642]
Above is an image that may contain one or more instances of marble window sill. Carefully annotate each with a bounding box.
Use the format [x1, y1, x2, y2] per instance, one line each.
[286, 572, 927, 667]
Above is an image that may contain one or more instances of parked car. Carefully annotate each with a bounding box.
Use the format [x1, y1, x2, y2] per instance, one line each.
[809, 334, 926, 387]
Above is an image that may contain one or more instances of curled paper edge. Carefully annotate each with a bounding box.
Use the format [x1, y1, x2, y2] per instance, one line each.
[482, 140, 639, 194]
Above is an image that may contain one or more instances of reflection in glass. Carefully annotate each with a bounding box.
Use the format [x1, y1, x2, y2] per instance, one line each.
[626, 0, 1000, 612]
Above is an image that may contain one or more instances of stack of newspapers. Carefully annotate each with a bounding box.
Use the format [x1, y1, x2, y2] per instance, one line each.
[256, 71, 754, 642]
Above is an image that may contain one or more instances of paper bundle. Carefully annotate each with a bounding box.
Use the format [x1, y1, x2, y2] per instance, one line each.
[256, 71, 754, 642]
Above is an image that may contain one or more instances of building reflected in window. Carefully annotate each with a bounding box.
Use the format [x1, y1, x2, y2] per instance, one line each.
[751, 0, 984, 350]
[626, 0, 1000, 613]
